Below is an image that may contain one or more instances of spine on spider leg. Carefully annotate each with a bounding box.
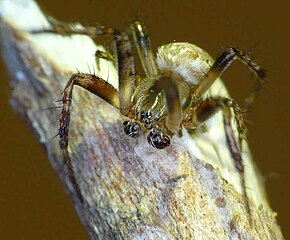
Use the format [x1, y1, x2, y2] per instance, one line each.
[59, 75, 84, 203]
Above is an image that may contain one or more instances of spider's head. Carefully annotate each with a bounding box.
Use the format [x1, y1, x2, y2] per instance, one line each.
[147, 129, 171, 149]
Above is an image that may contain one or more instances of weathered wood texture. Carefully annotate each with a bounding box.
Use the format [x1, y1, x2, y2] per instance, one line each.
[0, 0, 284, 239]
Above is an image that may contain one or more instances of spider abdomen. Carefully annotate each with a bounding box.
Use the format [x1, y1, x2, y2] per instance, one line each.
[156, 42, 213, 87]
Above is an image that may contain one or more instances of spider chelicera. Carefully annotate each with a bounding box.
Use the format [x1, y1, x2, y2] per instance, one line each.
[34, 20, 266, 217]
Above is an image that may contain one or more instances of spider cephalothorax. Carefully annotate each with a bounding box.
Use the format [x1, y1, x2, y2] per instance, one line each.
[34, 20, 266, 215]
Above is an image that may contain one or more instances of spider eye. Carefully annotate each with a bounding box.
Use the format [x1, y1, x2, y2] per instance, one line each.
[140, 111, 145, 119]
[123, 121, 141, 138]
[147, 130, 171, 149]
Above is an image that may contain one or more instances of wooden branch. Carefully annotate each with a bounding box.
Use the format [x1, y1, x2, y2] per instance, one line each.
[0, 0, 284, 239]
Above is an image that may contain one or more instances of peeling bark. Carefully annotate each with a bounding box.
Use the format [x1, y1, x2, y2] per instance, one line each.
[0, 0, 284, 239]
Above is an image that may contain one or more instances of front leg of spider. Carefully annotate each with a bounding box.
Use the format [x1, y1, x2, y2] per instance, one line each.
[57, 23, 140, 202]
[185, 97, 251, 221]
[187, 48, 266, 223]
[59, 73, 119, 202]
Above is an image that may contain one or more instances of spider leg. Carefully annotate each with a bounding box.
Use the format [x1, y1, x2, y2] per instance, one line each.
[54, 24, 142, 199]
[87, 20, 156, 116]
[34, 19, 142, 196]
[192, 47, 266, 111]
[114, 31, 139, 116]
[31, 17, 115, 37]
[59, 73, 119, 202]
[128, 20, 158, 77]
[149, 75, 181, 130]
[184, 97, 251, 222]
[221, 99, 252, 223]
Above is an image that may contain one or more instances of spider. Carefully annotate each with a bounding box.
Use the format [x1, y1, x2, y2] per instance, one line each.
[34, 20, 266, 217]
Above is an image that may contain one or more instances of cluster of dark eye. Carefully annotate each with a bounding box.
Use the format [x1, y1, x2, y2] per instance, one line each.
[123, 111, 170, 149]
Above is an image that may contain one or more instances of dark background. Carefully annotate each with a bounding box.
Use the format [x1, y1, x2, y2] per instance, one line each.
[0, 0, 289, 239]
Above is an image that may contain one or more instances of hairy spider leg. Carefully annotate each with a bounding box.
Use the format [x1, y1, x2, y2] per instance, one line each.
[114, 31, 138, 116]
[115, 20, 159, 116]
[31, 18, 115, 37]
[59, 73, 119, 202]
[188, 48, 265, 223]
[34, 20, 154, 200]
[129, 20, 158, 77]
[193, 47, 267, 112]
[221, 99, 252, 224]
[184, 97, 251, 223]
[57, 29, 140, 199]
